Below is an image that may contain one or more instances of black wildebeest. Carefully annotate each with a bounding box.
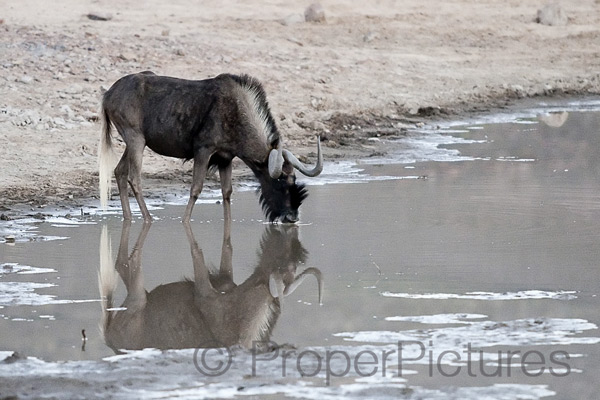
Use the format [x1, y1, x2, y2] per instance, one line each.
[98, 217, 323, 352]
[99, 71, 323, 223]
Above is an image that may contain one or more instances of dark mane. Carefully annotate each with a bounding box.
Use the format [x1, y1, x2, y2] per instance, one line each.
[258, 181, 308, 222]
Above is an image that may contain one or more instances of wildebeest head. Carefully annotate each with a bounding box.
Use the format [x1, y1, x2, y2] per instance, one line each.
[259, 139, 322, 223]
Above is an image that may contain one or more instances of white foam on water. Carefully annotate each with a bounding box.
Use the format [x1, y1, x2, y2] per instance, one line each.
[0, 218, 70, 243]
[380, 289, 577, 300]
[103, 348, 163, 363]
[434, 99, 600, 128]
[45, 216, 96, 226]
[359, 133, 488, 166]
[0, 282, 99, 306]
[385, 313, 488, 324]
[335, 317, 600, 348]
[0, 282, 57, 306]
[496, 156, 536, 162]
[0, 346, 557, 399]
[0, 263, 57, 275]
[298, 160, 411, 186]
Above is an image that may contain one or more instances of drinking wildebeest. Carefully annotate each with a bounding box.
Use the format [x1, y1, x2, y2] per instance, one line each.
[98, 71, 323, 223]
[98, 217, 323, 352]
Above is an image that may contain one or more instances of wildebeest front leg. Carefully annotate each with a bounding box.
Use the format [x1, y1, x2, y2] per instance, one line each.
[219, 163, 233, 224]
[219, 163, 233, 280]
[183, 149, 212, 223]
[183, 221, 217, 299]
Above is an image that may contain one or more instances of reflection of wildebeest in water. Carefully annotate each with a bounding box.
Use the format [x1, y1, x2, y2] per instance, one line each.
[98, 71, 323, 223]
[98, 218, 322, 352]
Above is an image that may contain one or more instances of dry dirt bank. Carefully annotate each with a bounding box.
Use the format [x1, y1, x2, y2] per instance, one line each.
[1, 0, 599, 208]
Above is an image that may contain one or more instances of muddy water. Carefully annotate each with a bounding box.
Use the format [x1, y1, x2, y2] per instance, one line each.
[1, 104, 600, 398]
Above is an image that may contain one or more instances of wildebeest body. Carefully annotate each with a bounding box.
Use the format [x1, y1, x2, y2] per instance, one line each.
[99, 71, 322, 222]
[104, 72, 272, 164]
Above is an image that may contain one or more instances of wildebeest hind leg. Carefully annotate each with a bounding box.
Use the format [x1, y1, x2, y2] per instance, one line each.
[114, 148, 132, 220]
[127, 140, 152, 222]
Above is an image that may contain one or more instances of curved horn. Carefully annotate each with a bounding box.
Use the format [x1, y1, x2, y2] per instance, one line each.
[282, 136, 323, 177]
[268, 144, 284, 178]
[269, 274, 286, 310]
[284, 267, 324, 305]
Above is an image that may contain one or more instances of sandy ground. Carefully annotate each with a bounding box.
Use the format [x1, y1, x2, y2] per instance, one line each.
[1, 0, 600, 206]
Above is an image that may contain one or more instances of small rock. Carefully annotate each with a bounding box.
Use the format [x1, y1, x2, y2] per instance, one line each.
[308, 120, 326, 131]
[60, 104, 75, 118]
[536, 3, 567, 26]
[510, 84, 524, 93]
[363, 31, 379, 43]
[83, 110, 99, 121]
[161, 29, 170, 36]
[19, 75, 34, 84]
[53, 117, 67, 127]
[280, 13, 304, 26]
[286, 37, 304, 46]
[5, 235, 16, 244]
[65, 84, 83, 94]
[118, 52, 136, 62]
[87, 12, 113, 21]
[305, 3, 326, 23]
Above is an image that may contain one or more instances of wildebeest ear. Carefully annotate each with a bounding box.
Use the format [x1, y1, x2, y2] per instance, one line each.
[282, 160, 295, 175]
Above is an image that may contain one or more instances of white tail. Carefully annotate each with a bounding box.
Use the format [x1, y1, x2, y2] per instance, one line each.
[98, 107, 117, 211]
[98, 225, 118, 335]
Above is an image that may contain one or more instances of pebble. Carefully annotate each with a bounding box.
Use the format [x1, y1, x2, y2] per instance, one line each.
[60, 104, 75, 118]
[308, 120, 326, 131]
[87, 12, 113, 21]
[118, 52, 136, 62]
[280, 14, 304, 26]
[53, 117, 67, 127]
[305, 3, 326, 23]
[19, 75, 34, 84]
[64, 84, 83, 94]
[536, 3, 567, 26]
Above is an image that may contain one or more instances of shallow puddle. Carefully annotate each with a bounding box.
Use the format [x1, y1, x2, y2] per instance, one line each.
[1, 101, 600, 398]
